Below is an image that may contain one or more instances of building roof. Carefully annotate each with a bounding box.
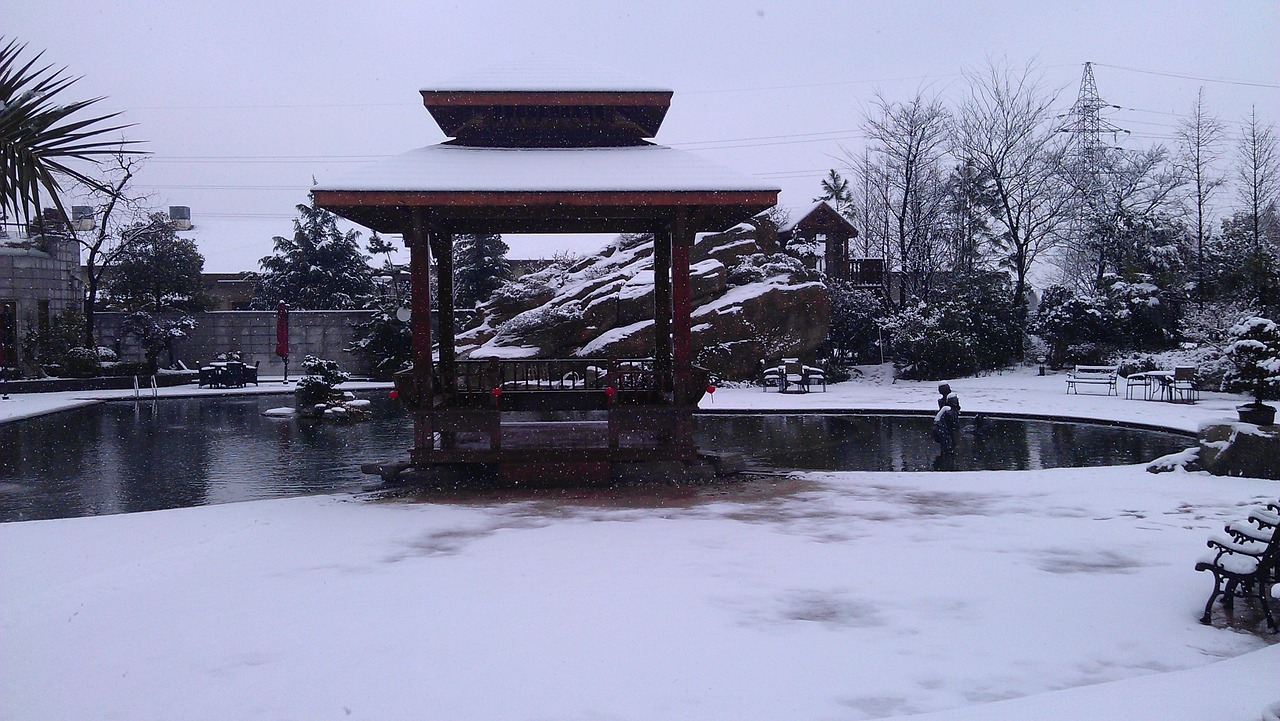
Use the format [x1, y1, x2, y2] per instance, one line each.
[424, 61, 672, 94]
[420, 61, 674, 143]
[315, 144, 776, 194]
[313, 143, 779, 234]
[776, 201, 858, 240]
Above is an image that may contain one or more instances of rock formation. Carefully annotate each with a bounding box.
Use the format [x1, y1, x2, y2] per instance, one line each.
[457, 221, 830, 380]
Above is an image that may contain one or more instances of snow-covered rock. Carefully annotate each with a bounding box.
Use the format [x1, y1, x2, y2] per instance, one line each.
[460, 223, 827, 378]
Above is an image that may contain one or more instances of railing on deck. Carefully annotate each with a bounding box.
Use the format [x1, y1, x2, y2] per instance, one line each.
[449, 358, 657, 393]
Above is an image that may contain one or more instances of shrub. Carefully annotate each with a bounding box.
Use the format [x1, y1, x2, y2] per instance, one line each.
[295, 356, 349, 408]
[880, 303, 973, 380]
[827, 281, 885, 364]
[63, 347, 101, 378]
[1223, 317, 1280, 403]
[1031, 285, 1122, 367]
[347, 304, 412, 379]
[20, 309, 85, 372]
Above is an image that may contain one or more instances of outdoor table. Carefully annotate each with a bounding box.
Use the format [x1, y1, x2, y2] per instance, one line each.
[1146, 370, 1174, 401]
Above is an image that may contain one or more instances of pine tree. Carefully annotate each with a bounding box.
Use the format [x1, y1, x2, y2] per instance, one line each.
[252, 195, 374, 310]
[815, 169, 854, 218]
[453, 232, 511, 310]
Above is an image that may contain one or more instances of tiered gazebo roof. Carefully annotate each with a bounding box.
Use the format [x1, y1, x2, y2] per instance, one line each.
[313, 66, 779, 484]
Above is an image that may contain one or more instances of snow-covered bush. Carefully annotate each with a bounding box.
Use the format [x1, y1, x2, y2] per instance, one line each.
[827, 281, 885, 364]
[1179, 300, 1258, 347]
[1223, 317, 1280, 403]
[1103, 273, 1179, 350]
[295, 355, 357, 416]
[63, 346, 101, 378]
[20, 308, 85, 375]
[1031, 285, 1122, 367]
[880, 273, 1021, 380]
[120, 311, 196, 373]
[346, 304, 411, 379]
[880, 303, 972, 380]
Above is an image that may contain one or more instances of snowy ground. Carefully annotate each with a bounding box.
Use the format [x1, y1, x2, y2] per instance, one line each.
[2, 367, 1277, 721]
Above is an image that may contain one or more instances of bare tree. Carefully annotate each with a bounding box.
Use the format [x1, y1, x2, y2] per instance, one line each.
[953, 61, 1072, 315]
[1176, 89, 1226, 304]
[1236, 106, 1280, 252]
[71, 152, 156, 345]
[1090, 146, 1185, 283]
[856, 91, 951, 308]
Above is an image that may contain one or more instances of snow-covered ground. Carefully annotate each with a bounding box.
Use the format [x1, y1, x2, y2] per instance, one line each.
[2, 367, 1277, 721]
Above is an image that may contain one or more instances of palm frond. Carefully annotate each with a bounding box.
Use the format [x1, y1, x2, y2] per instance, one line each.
[0, 37, 145, 223]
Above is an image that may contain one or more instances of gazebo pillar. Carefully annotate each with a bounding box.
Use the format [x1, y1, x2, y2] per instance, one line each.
[672, 209, 694, 406]
[432, 231, 456, 398]
[652, 225, 673, 395]
[406, 211, 434, 459]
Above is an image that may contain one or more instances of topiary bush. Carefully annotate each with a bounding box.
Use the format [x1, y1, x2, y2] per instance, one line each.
[295, 355, 351, 410]
[63, 347, 101, 378]
[1223, 317, 1280, 403]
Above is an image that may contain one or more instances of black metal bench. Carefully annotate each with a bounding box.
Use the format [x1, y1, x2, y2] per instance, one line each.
[1195, 502, 1279, 632]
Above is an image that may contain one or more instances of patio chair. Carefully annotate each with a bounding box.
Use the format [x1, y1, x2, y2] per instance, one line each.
[1124, 372, 1152, 400]
[760, 362, 780, 391]
[782, 359, 805, 393]
[1171, 366, 1198, 402]
[801, 364, 826, 392]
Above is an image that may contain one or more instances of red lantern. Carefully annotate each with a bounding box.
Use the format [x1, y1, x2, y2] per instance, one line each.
[706, 385, 717, 395]
[603, 386, 616, 398]
[491, 387, 502, 397]
[388, 390, 399, 400]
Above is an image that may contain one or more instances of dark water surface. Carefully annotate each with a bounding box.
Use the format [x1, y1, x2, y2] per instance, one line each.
[0, 395, 1193, 522]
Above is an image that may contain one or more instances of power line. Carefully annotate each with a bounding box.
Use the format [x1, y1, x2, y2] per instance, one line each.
[1092, 62, 1280, 90]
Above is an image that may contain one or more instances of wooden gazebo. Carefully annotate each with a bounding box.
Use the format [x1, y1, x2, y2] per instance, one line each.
[312, 70, 778, 483]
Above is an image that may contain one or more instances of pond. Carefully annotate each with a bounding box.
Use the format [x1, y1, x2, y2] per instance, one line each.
[0, 395, 1194, 522]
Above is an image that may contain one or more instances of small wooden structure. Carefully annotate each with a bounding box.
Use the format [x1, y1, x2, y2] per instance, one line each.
[313, 69, 778, 483]
[776, 201, 862, 282]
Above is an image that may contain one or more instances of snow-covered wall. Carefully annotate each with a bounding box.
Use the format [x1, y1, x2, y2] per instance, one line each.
[95, 311, 374, 376]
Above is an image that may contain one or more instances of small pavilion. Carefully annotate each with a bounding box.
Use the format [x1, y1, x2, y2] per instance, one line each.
[313, 69, 779, 483]
[776, 201, 861, 281]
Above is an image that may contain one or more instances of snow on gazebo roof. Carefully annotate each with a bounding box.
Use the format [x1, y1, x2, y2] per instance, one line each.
[313, 144, 777, 194]
[422, 60, 672, 94]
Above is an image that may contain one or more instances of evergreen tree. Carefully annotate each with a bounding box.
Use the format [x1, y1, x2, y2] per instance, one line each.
[453, 232, 511, 310]
[252, 195, 373, 310]
[815, 169, 854, 218]
[104, 213, 207, 312]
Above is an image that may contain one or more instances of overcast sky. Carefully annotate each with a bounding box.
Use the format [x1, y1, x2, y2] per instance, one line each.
[10, 1, 1279, 271]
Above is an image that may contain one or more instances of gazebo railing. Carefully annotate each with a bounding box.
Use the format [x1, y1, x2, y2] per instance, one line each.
[394, 358, 664, 412]
[448, 357, 657, 393]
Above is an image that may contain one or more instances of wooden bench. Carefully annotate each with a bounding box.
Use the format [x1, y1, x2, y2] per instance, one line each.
[1195, 501, 1279, 632]
[1065, 365, 1118, 396]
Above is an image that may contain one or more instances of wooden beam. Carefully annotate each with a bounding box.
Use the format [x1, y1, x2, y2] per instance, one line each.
[407, 210, 434, 459]
[312, 189, 778, 210]
[433, 231, 456, 404]
[652, 223, 672, 396]
[420, 90, 673, 108]
[672, 208, 694, 406]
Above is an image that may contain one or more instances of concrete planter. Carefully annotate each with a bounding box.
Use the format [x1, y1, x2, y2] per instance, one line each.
[1237, 402, 1277, 426]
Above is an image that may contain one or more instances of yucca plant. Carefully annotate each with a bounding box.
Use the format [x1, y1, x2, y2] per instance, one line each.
[0, 38, 141, 223]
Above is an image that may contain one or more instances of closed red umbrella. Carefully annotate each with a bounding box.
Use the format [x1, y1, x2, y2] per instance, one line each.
[275, 301, 289, 382]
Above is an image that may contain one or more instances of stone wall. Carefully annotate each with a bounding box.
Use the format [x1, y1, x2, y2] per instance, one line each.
[96, 310, 375, 376]
[0, 233, 81, 365]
